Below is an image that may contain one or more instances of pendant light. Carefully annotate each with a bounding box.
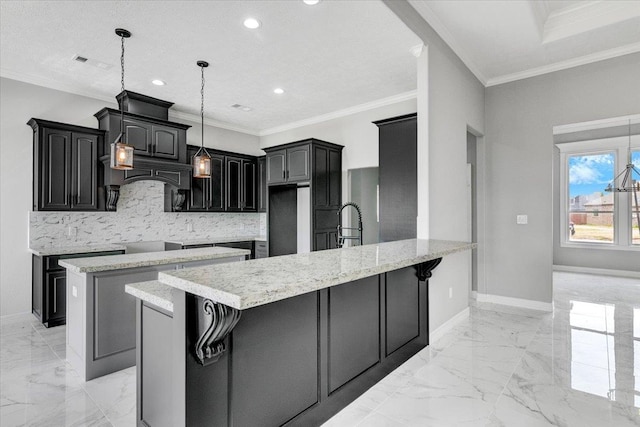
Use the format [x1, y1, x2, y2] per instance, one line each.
[604, 119, 640, 231]
[110, 28, 134, 170]
[192, 61, 212, 178]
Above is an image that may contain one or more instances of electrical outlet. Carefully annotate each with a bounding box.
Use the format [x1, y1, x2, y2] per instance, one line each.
[187, 223, 193, 232]
[68, 226, 77, 237]
[449, 287, 453, 298]
[72, 286, 78, 298]
[516, 215, 528, 225]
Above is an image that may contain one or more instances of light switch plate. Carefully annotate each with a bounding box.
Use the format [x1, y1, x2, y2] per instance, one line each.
[72, 286, 78, 298]
[516, 215, 528, 225]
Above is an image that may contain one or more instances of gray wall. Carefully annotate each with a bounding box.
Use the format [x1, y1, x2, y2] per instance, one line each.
[385, 0, 485, 331]
[485, 53, 640, 304]
[349, 167, 379, 245]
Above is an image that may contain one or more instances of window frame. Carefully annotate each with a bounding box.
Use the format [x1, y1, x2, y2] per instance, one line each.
[558, 138, 639, 251]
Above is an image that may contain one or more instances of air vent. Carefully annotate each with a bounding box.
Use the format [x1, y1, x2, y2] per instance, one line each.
[231, 103, 253, 112]
[71, 55, 113, 70]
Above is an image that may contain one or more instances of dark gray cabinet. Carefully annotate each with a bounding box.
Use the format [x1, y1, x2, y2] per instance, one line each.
[266, 144, 310, 184]
[265, 139, 343, 255]
[258, 156, 267, 212]
[29, 119, 104, 211]
[374, 113, 417, 242]
[182, 146, 256, 213]
[32, 250, 124, 327]
[186, 145, 225, 212]
[95, 108, 188, 164]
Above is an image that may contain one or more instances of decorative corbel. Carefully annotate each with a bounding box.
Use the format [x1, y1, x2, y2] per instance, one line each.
[105, 185, 120, 212]
[414, 258, 443, 282]
[194, 299, 242, 366]
[173, 189, 188, 212]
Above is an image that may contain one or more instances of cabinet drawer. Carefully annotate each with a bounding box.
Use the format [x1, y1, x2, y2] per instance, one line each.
[255, 241, 267, 250]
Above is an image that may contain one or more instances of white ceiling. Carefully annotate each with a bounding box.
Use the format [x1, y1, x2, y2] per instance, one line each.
[410, 0, 640, 86]
[2, 1, 638, 135]
[0, 0, 421, 134]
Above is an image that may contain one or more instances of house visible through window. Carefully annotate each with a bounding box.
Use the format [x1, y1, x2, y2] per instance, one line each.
[567, 153, 615, 243]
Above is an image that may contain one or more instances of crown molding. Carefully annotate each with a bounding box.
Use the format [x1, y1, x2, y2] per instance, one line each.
[408, 0, 487, 86]
[553, 113, 640, 135]
[486, 42, 640, 87]
[543, 1, 640, 44]
[168, 110, 260, 136]
[259, 90, 417, 137]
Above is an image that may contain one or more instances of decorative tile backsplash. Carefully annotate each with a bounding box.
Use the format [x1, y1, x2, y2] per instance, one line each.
[29, 181, 266, 248]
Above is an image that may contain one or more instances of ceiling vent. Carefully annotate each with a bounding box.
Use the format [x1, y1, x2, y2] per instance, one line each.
[73, 55, 88, 63]
[231, 103, 253, 112]
[72, 54, 113, 70]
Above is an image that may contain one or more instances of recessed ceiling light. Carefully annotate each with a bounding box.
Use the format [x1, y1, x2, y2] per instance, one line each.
[273, 88, 284, 95]
[243, 18, 261, 29]
[303, 0, 321, 5]
[152, 79, 166, 86]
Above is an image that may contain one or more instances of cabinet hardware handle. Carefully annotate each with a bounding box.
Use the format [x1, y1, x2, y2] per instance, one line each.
[53, 282, 57, 314]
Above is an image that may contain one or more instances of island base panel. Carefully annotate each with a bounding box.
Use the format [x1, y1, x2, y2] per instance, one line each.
[155, 263, 433, 427]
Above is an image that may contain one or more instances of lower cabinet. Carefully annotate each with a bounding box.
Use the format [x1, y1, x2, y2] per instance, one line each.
[32, 251, 124, 328]
[215, 241, 255, 259]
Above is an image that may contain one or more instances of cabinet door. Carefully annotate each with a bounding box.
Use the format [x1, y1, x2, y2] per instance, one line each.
[41, 128, 72, 210]
[45, 271, 66, 324]
[266, 150, 286, 184]
[242, 159, 257, 211]
[209, 154, 226, 211]
[189, 173, 209, 211]
[226, 157, 243, 211]
[70, 132, 99, 210]
[151, 125, 179, 160]
[258, 157, 267, 212]
[287, 145, 310, 182]
[123, 119, 151, 155]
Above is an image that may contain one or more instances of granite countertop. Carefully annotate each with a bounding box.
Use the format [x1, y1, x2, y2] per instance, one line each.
[157, 239, 475, 311]
[29, 243, 127, 257]
[164, 236, 267, 245]
[125, 281, 174, 313]
[59, 246, 250, 274]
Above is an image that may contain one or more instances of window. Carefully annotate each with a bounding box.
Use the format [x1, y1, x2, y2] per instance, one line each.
[558, 136, 639, 251]
[567, 153, 615, 243]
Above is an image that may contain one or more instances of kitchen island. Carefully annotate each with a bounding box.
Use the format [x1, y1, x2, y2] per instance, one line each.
[60, 246, 249, 381]
[127, 239, 474, 427]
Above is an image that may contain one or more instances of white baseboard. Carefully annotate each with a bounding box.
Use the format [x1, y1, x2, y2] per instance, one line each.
[429, 307, 470, 344]
[476, 293, 552, 312]
[553, 265, 640, 279]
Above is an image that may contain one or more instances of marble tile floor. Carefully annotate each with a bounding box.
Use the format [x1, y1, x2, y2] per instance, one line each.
[2, 272, 639, 426]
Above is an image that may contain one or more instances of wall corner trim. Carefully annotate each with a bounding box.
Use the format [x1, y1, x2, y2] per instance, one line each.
[429, 306, 469, 344]
[475, 293, 553, 312]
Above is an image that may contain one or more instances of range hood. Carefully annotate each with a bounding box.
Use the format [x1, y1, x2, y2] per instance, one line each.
[95, 91, 192, 211]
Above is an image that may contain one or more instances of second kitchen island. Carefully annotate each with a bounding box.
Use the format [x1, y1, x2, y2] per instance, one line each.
[127, 239, 475, 427]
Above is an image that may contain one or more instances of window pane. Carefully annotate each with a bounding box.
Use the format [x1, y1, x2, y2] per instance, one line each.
[568, 153, 615, 243]
[632, 151, 639, 245]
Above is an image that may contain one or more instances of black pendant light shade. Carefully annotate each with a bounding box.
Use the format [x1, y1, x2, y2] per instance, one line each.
[110, 28, 134, 170]
[193, 60, 212, 178]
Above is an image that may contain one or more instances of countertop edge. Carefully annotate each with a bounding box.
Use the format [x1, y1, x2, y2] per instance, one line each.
[125, 281, 174, 313]
[29, 244, 128, 257]
[157, 241, 476, 310]
[60, 248, 250, 274]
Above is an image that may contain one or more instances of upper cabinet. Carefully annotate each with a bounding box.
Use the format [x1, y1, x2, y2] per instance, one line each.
[257, 156, 267, 212]
[28, 119, 104, 211]
[182, 146, 257, 213]
[265, 144, 310, 184]
[95, 108, 189, 164]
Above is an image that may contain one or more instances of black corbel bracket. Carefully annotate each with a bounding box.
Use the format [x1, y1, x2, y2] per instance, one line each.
[105, 185, 120, 212]
[415, 258, 443, 282]
[194, 299, 242, 366]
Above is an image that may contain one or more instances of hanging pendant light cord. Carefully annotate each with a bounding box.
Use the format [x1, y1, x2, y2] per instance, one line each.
[201, 65, 205, 149]
[119, 33, 126, 140]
